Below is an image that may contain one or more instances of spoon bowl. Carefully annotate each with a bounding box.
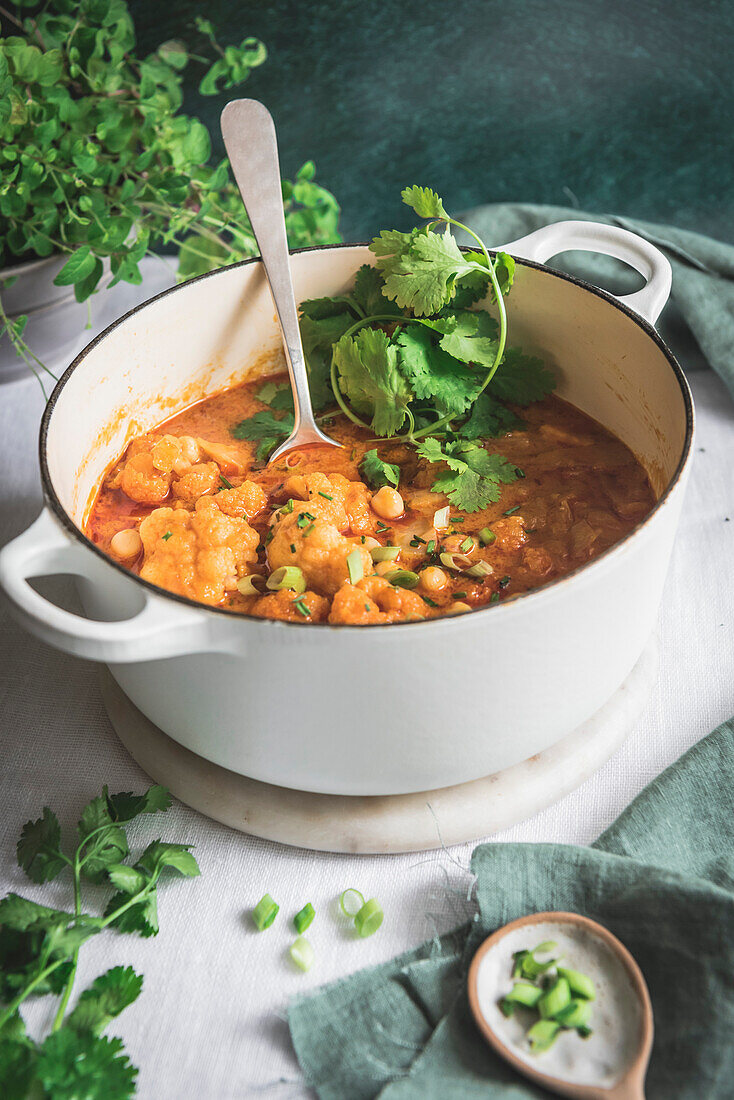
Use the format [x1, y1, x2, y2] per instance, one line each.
[220, 98, 341, 462]
[468, 911, 653, 1100]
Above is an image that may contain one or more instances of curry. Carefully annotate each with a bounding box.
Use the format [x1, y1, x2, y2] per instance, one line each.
[85, 376, 655, 624]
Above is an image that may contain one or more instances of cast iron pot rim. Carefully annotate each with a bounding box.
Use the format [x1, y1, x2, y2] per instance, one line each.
[38, 242, 695, 635]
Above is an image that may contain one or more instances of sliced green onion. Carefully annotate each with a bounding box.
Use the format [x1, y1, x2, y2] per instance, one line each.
[528, 1019, 561, 1053]
[459, 537, 474, 552]
[512, 950, 529, 978]
[467, 561, 493, 579]
[280, 498, 295, 514]
[370, 545, 400, 563]
[385, 569, 419, 590]
[293, 902, 315, 934]
[433, 506, 450, 529]
[296, 511, 316, 528]
[237, 574, 266, 596]
[555, 999, 593, 1029]
[490, 593, 500, 604]
[478, 527, 496, 545]
[577, 1025, 593, 1039]
[354, 898, 384, 938]
[452, 591, 468, 600]
[503, 504, 520, 516]
[318, 491, 334, 500]
[339, 888, 365, 917]
[557, 967, 596, 1001]
[500, 998, 515, 1017]
[347, 548, 364, 584]
[289, 936, 314, 972]
[162, 531, 173, 541]
[425, 539, 436, 555]
[267, 566, 306, 594]
[292, 598, 310, 618]
[440, 552, 459, 571]
[423, 596, 438, 608]
[538, 977, 571, 1020]
[505, 981, 543, 1008]
[498, 575, 511, 589]
[534, 941, 558, 953]
[252, 893, 279, 931]
[219, 474, 234, 490]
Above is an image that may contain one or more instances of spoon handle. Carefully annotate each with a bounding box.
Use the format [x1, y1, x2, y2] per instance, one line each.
[220, 99, 327, 450]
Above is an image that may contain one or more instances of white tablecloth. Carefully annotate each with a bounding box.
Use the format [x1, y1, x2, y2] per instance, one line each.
[1, 272, 733, 1098]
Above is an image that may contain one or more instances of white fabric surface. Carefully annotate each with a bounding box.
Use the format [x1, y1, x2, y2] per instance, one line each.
[1, 268, 733, 1098]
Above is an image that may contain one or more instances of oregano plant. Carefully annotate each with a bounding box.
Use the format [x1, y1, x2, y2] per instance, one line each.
[0, 0, 341, 391]
[0, 784, 199, 1099]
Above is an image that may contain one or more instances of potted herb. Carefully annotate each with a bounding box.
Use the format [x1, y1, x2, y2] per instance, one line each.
[0, 2, 340, 390]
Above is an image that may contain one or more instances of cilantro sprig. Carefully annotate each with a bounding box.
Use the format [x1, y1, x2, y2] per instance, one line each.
[230, 187, 554, 510]
[0, 785, 199, 1099]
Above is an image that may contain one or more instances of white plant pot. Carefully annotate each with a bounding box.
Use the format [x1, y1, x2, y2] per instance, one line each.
[0, 222, 694, 796]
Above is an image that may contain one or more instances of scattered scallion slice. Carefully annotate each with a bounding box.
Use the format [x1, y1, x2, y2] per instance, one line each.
[527, 1019, 561, 1053]
[237, 574, 266, 596]
[440, 552, 459, 571]
[452, 591, 468, 600]
[498, 575, 511, 589]
[354, 898, 384, 938]
[280, 498, 295, 514]
[318, 491, 334, 500]
[252, 893, 279, 931]
[267, 566, 306, 594]
[423, 596, 439, 608]
[459, 537, 474, 552]
[503, 505, 521, 516]
[467, 561, 493, 579]
[219, 474, 234, 490]
[339, 888, 365, 917]
[385, 569, 420, 589]
[425, 539, 436, 555]
[538, 977, 571, 1020]
[557, 967, 596, 1001]
[505, 981, 543, 1008]
[478, 527, 496, 545]
[293, 903, 315, 934]
[433, 506, 450, 529]
[289, 936, 314, 972]
[162, 531, 173, 541]
[449, 515, 464, 523]
[292, 598, 310, 618]
[347, 548, 364, 584]
[555, 999, 592, 1030]
[370, 546, 400, 563]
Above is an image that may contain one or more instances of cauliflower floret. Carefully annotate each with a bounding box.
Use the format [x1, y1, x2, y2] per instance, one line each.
[171, 462, 220, 504]
[215, 481, 267, 519]
[250, 589, 329, 623]
[120, 452, 172, 504]
[281, 472, 372, 535]
[329, 576, 427, 625]
[150, 434, 201, 475]
[268, 507, 373, 596]
[139, 496, 259, 605]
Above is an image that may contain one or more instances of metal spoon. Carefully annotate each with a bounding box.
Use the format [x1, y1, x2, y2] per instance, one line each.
[467, 911, 654, 1100]
[220, 99, 340, 461]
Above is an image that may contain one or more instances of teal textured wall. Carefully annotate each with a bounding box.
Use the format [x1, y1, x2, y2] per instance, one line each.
[129, 0, 733, 242]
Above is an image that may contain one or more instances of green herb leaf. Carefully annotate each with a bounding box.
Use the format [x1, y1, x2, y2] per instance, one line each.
[376, 228, 476, 316]
[104, 785, 172, 823]
[396, 324, 481, 416]
[352, 264, 402, 317]
[231, 409, 294, 461]
[53, 246, 96, 287]
[104, 891, 159, 939]
[334, 328, 412, 436]
[106, 864, 148, 896]
[490, 347, 556, 405]
[416, 437, 519, 512]
[66, 966, 143, 1036]
[359, 450, 400, 490]
[401, 185, 447, 219]
[77, 798, 129, 883]
[17, 807, 66, 884]
[137, 841, 200, 878]
[300, 310, 355, 410]
[35, 1029, 138, 1100]
[457, 392, 522, 439]
[429, 309, 501, 372]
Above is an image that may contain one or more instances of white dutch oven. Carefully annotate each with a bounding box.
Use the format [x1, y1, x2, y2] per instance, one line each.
[0, 222, 693, 796]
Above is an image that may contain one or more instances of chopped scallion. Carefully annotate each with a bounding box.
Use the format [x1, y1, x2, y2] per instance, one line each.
[423, 596, 438, 608]
[354, 898, 384, 938]
[252, 893, 279, 931]
[478, 527, 496, 545]
[453, 591, 467, 600]
[503, 505, 520, 516]
[425, 539, 436, 555]
[370, 546, 400, 563]
[449, 515, 464, 523]
[459, 537, 473, 552]
[347, 548, 364, 584]
[289, 936, 314, 972]
[318, 491, 334, 500]
[296, 511, 316, 528]
[467, 561, 493, 579]
[499, 575, 511, 589]
[219, 474, 234, 490]
[280, 498, 295, 514]
[505, 982, 543, 1008]
[433, 506, 450, 529]
[293, 903, 315, 934]
[385, 569, 420, 590]
[162, 531, 173, 541]
[339, 888, 365, 917]
[557, 967, 596, 1001]
[267, 566, 306, 594]
[538, 977, 571, 1020]
[555, 999, 592, 1029]
[527, 1019, 561, 1053]
[236, 574, 266, 596]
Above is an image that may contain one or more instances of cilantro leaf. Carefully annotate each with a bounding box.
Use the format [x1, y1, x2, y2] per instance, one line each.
[300, 310, 355, 411]
[35, 1030, 138, 1100]
[334, 328, 411, 436]
[396, 325, 482, 416]
[359, 450, 400, 490]
[489, 347, 556, 405]
[416, 437, 519, 512]
[352, 264, 402, 318]
[0, 1034, 37, 1100]
[256, 381, 294, 411]
[378, 229, 476, 316]
[17, 807, 66, 884]
[401, 185, 447, 219]
[0, 893, 71, 933]
[107, 864, 148, 896]
[368, 227, 425, 277]
[456, 392, 522, 439]
[299, 295, 358, 321]
[104, 785, 171, 824]
[430, 310, 500, 371]
[77, 797, 129, 883]
[231, 408, 295, 461]
[137, 841, 200, 878]
[67, 966, 143, 1036]
[104, 891, 159, 938]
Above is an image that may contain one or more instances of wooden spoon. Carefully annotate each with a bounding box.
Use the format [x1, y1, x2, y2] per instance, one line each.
[467, 911, 653, 1100]
[220, 99, 341, 462]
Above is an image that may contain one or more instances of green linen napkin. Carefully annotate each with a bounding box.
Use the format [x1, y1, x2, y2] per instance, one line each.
[457, 204, 734, 401]
[289, 717, 734, 1098]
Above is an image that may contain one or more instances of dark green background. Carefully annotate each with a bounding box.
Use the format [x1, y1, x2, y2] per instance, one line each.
[130, 0, 733, 243]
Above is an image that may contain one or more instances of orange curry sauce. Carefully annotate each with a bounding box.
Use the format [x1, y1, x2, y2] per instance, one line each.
[85, 375, 655, 624]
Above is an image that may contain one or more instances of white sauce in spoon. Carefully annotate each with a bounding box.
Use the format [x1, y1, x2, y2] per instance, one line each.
[474, 920, 641, 1087]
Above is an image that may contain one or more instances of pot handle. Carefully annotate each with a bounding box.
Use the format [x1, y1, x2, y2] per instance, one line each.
[498, 220, 672, 325]
[0, 509, 217, 663]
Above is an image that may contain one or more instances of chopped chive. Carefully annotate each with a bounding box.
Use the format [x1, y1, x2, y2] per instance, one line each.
[293, 903, 315, 934]
[516, 467, 525, 479]
[289, 936, 314, 972]
[371, 546, 400, 563]
[267, 566, 306, 594]
[292, 599, 310, 618]
[409, 536, 426, 547]
[236, 574, 266, 596]
[162, 531, 173, 541]
[376, 521, 391, 532]
[449, 516, 464, 524]
[423, 596, 438, 608]
[296, 511, 316, 528]
[425, 539, 436, 555]
[318, 491, 334, 500]
[264, 530, 274, 545]
[453, 591, 468, 600]
[347, 548, 364, 584]
[499, 575, 511, 588]
[360, 535, 366, 544]
[503, 505, 520, 515]
[252, 893, 279, 931]
[364, 602, 371, 611]
[219, 474, 234, 490]
[459, 537, 473, 552]
[339, 888, 365, 917]
[303, 522, 315, 537]
[386, 569, 420, 590]
[525, 527, 537, 535]
[354, 898, 384, 938]
[280, 498, 294, 514]
[490, 593, 500, 604]
[290, 543, 296, 554]
[478, 527, 496, 545]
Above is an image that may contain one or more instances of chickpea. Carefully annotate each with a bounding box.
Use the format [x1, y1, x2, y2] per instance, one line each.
[110, 528, 142, 560]
[372, 486, 404, 521]
[448, 601, 471, 614]
[419, 566, 447, 594]
[442, 533, 476, 555]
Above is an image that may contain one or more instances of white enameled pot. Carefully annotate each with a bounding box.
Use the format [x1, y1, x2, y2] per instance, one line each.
[0, 222, 693, 796]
